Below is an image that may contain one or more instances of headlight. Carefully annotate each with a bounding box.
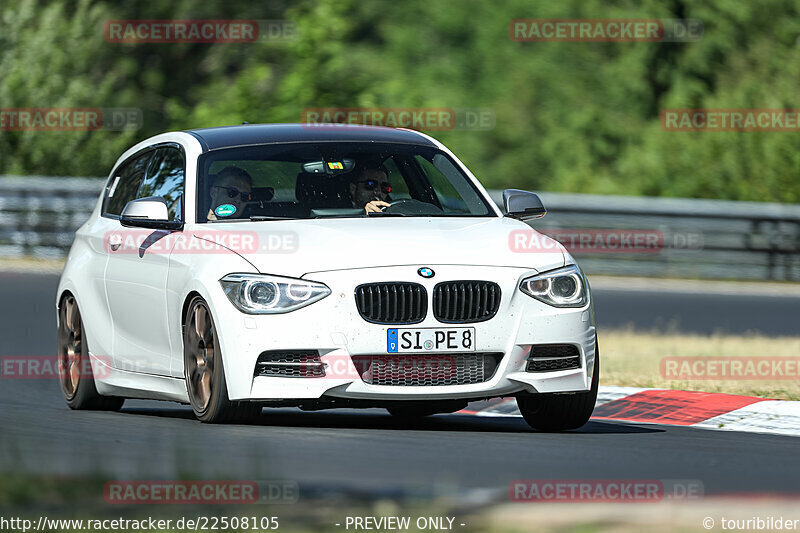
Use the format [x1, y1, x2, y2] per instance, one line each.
[219, 273, 331, 314]
[519, 265, 588, 308]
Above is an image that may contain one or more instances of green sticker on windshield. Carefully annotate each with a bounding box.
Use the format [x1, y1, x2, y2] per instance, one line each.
[215, 204, 236, 217]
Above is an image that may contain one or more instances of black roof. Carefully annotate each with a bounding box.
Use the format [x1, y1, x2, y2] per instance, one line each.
[185, 123, 435, 151]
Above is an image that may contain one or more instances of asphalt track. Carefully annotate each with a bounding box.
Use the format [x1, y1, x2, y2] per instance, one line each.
[1, 271, 799, 497]
[594, 286, 800, 336]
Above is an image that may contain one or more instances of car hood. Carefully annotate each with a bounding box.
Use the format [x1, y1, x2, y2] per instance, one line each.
[195, 217, 566, 277]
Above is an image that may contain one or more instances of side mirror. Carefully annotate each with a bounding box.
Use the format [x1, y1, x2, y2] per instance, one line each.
[120, 197, 183, 230]
[503, 189, 546, 221]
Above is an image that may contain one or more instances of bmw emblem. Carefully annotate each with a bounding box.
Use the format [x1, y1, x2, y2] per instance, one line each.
[418, 267, 435, 278]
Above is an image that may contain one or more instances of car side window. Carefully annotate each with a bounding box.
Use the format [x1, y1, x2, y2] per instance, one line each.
[137, 146, 185, 221]
[103, 151, 154, 217]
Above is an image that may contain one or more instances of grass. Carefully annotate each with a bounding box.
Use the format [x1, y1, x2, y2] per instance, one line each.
[599, 329, 800, 400]
[0, 256, 65, 274]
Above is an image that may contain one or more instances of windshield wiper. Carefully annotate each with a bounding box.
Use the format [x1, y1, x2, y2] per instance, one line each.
[366, 211, 408, 217]
[249, 216, 301, 221]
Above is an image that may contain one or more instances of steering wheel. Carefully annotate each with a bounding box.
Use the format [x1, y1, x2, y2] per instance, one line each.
[381, 198, 443, 215]
[383, 199, 414, 211]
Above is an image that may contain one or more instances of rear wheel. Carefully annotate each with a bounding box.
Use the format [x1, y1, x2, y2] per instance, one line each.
[183, 296, 261, 423]
[516, 337, 599, 432]
[57, 294, 124, 411]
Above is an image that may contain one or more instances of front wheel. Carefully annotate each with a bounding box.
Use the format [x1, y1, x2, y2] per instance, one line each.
[183, 296, 261, 423]
[516, 338, 599, 432]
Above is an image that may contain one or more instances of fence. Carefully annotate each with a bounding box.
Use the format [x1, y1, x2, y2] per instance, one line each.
[1, 175, 799, 281]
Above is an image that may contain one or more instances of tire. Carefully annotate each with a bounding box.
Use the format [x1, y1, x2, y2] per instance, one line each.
[183, 296, 261, 423]
[516, 337, 599, 432]
[57, 294, 124, 411]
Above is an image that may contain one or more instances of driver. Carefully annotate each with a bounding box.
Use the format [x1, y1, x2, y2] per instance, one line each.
[349, 164, 392, 214]
[207, 166, 253, 221]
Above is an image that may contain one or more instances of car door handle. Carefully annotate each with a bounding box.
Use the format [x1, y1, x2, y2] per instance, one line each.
[107, 234, 122, 252]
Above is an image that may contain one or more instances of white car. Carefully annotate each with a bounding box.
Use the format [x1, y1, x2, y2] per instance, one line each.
[56, 124, 598, 430]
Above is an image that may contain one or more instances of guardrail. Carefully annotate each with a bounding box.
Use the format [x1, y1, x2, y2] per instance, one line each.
[1, 175, 799, 281]
[0, 176, 104, 259]
[488, 191, 800, 281]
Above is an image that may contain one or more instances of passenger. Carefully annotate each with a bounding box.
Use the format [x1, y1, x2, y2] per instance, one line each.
[207, 166, 253, 220]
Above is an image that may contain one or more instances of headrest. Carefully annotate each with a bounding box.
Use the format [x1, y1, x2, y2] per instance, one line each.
[252, 187, 275, 202]
[295, 172, 350, 207]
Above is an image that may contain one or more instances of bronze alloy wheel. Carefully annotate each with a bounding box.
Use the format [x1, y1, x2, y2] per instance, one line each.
[184, 299, 216, 411]
[183, 296, 261, 423]
[56, 293, 124, 411]
[57, 295, 83, 400]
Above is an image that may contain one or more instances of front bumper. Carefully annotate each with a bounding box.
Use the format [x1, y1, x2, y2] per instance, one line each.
[211, 265, 596, 402]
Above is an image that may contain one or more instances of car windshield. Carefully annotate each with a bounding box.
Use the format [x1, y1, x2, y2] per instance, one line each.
[196, 142, 495, 221]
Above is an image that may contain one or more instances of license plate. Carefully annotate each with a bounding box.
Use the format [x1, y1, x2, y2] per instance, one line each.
[387, 327, 475, 353]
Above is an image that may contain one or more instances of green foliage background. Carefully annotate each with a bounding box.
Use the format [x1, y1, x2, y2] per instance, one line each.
[1, 0, 799, 202]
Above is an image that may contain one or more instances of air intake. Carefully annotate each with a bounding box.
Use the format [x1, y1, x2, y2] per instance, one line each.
[526, 344, 581, 372]
[254, 350, 324, 377]
[352, 353, 503, 386]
